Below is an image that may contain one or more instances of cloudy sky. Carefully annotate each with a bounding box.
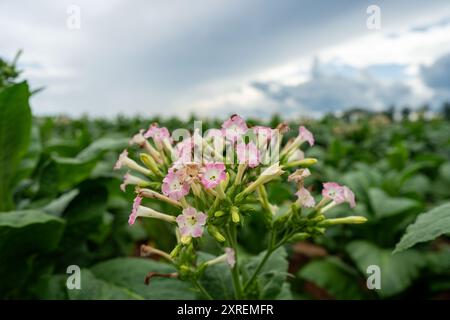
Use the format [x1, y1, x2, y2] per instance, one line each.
[1, 0, 450, 119]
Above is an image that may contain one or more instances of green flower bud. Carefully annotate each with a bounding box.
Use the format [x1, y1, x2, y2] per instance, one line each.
[208, 225, 226, 242]
[214, 210, 225, 217]
[140, 153, 163, 177]
[318, 216, 367, 227]
[231, 206, 240, 223]
[283, 158, 318, 169]
[170, 244, 182, 258]
[288, 232, 310, 242]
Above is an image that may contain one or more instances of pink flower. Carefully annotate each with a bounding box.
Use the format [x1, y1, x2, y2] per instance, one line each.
[236, 142, 260, 168]
[176, 207, 207, 239]
[252, 126, 273, 144]
[162, 172, 190, 200]
[114, 149, 129, 170]
[298, 126, 314, 146]
[174, 137, 193, 164]
[287, 149, 305, 162]
[113, 149, 152, 176]
[225, 247, 236, 268]
[128, 195, 142, 225]
[129, 130, 147, 147]
[322, 182, 346, 204]
[295, 187, 316, 208]
[144, 123, 171, 143]
[288, 168, 311, 183]
[205, 128, 224, 140]
[221, 114, 248, 142]
[343, 186, 356, 208]
[200, 162, 226, 189]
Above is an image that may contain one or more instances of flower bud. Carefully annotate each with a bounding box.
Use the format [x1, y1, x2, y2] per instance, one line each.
[207, 225, 226, 242]
[214, 210, 225, 217]
[288, 232, 310, 242]
[170, 244, 182, 258]
[318, 216, 367, 227]
[230, 206, 240, 223]
[283, 158, 318, 169]
[140, 153, 163, 177]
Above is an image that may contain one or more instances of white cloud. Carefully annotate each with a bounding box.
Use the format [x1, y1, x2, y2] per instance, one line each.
[1, 0, 450, 117]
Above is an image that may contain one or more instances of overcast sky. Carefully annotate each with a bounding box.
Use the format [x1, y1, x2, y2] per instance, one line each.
[1, 0, 450, 119]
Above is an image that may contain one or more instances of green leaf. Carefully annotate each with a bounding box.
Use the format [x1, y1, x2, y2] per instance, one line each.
[15, 123, 42, 182]
[347, 241, 424, 298]
[244, 247, 289, 299]
[38, 137, 128, 194]
[42, 189, 80, 216]
[0, 210, 65, 296]
[68, 269, 142, 300]
[198, 252, 234, 299]
[30, 274, 68, 300]
[59, 182, 107, 250]
[424, 246, 450, 275]
[76, 137, 128, 162]
[299, 257, 365, 299]
[91, 257, 195, 299]
[38, 156, 98, 193]
[0, 82, 32, 211]
[394, 203, 450, 253]
[368, 188, 420, 218]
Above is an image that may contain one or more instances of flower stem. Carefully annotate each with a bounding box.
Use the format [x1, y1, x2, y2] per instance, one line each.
[226, 225, 244, 299]
[192, 279, 213, 300]
[243, 232, 275, 292]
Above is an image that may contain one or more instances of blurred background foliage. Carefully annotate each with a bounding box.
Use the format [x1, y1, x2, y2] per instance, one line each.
[0, 53, 449, 300]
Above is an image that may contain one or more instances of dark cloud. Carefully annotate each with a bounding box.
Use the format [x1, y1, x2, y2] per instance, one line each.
[252, 61, 416, 114]
[1, 0, 450, 116]
[421, 53, 450, 91]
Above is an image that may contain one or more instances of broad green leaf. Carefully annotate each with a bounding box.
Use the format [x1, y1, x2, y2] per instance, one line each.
[424, 246, 450, 275]
[368, 188, 420, 218]
[347, 241, 424, 298]
[42, 189, 80, 216]
[439, 162, 450, 183]
[38, 137, 128, 194]
[59, 182, 107, 250]
[0, 82, 32, 211]
[15, 123, 42, 182]
[198, 252, 234, 299]
[68, 269, 142, 300]
[299, 257, 365, 299]
[0, 210, 65, 296]
[77, 137, 128, 161]
[91, 257, 195, 299]
[275, 282, 293, 299]
[244, 247, 289, 299]
[30, 274, 68, 300]
[38, 156, 98, 193]
[394, 203, 450, 253]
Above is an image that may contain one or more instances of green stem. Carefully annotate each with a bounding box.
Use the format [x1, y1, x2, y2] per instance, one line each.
[243, 232, 276, 292]
[226, 225, 244, 299]
[192, 279, 213, 300]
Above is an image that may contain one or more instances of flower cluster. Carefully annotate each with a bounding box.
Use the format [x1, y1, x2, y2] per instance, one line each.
[114, 115, 366, 298]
